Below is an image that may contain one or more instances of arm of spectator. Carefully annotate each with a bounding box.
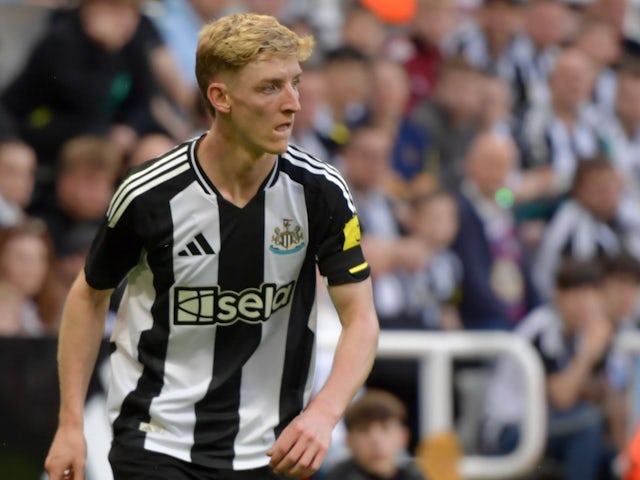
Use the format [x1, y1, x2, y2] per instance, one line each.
[511, 166, 556, 204]
[149, 46, 199, 114]
[547, 313, 612, 410]
[44, 271, 113, 480]
[360, 235, 430, 277]
[605, 383, 629, 451]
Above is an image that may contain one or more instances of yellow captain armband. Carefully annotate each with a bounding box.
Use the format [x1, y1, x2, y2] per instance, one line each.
[343, 216, 362, 250]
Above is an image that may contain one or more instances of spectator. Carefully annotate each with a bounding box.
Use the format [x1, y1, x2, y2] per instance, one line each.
[445, 0, 530, 110]
[391, 0, 456, 110]
[452, 132, 540, 330]
[0, 139, 36, 227]
[289, 67, 331, 161]
[411, 56, 484, 191]
[406, 189, 462, 330]
[316, 46, 373, 156]
[482, 259, 612, 480]
[370, 58, 432, 189]
[339, 124, 428, 329]
[324, 389, 426, 480]
[31, 135, 121, 257]
[519, 48, 600, 195]
[517, 0, 574, 111]
[600, 253, 640, 452]
[574, 16, 622, 116]
[533, 158, 640, 299]
[0, 0, 158, 181]
[340, 1, 389, 59]
[478, 73, 516, 136]
[0, 219, 63, 335]
[599, 58, 640, 192]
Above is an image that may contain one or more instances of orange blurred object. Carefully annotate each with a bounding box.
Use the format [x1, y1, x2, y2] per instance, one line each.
[360, 0, 417, 24]
[624, 427, 640, 480]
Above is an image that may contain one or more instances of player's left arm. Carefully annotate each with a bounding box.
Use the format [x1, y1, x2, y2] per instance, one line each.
[268, 278, 379, 478]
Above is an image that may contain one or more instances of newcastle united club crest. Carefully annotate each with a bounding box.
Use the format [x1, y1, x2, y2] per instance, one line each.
[270, 218, 305, 255]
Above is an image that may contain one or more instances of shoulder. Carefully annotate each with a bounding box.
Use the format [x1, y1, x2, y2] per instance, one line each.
[280, 144, 342, 182]
[107, 139, 194, 226]
[547, 200, 586, 227]
[280, 144, 355, 204]
[516, 304, 560, 340]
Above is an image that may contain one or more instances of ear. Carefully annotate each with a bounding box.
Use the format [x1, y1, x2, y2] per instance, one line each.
[207, 82, 231, 114]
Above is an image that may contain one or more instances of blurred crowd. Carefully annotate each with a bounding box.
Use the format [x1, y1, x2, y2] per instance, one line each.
[3, 0, 640, 478]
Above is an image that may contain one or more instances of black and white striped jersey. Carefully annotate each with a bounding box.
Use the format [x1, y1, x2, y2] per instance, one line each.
[533, 199, 640, 299]
[84, 135, 370, 470]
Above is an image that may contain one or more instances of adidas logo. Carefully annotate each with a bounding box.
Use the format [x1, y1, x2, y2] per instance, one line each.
[178, 233, 215, 256]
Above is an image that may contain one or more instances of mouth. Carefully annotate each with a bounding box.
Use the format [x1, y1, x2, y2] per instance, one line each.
[274, 121, 292, 133]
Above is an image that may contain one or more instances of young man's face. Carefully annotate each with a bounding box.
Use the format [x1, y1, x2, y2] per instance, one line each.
[555, 286, 602, 333]
[223, 55, 302, 155]
[347, 419, 409, 479]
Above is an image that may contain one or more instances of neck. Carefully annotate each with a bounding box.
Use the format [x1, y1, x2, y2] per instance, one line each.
[197, 126, 278, 208]
[553, 102, 578, 128]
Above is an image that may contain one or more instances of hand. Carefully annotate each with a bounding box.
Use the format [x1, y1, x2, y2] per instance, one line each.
[267, 404, 334, 478]
[581, 314, 612, 364]
[44, 425, 86, 480]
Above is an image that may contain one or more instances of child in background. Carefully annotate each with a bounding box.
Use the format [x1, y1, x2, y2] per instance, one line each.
[324, 389, 426, 480]
[31, 134, 121, 257]
[0, 219, 63, 335]
[407, 188, 462, 330]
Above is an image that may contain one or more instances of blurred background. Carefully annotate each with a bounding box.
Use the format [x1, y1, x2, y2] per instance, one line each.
[3, 0, 640, 478]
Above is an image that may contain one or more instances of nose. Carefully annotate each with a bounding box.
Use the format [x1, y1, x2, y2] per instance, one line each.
[283, 83, 301, 113]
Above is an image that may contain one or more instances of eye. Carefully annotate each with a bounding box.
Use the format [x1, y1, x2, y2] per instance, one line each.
[292, 77, 301, 90]
[260, 83, 279, 93]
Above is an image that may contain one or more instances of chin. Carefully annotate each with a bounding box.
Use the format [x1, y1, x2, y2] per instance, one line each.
[264, 140, 290, 155]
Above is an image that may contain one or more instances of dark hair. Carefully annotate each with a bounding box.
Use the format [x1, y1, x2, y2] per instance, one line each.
[344, 389, 407, 431]
[602, 252, 640, 283]
[324, 45, 371, 65]
[555, 258, 603, 290]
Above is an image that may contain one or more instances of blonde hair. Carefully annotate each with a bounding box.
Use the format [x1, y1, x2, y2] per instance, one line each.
[196, 13, 314, 116]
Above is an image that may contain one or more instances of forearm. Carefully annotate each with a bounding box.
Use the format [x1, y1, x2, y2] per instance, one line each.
[309, 318, 378, 422]
[547, 353, 595, 410]
[309, 282, 379, 422]
[57, 272, 111, 427]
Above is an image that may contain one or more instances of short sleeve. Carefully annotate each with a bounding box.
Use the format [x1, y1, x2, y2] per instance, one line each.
[84, 186, 144, 290]
[315, 179, 370, 286]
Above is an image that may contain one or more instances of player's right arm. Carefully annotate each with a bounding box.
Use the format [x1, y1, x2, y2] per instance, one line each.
[44, 271, 113, 480]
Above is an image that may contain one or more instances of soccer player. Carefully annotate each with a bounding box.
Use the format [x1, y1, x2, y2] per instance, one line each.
[44, 13, 379, 480]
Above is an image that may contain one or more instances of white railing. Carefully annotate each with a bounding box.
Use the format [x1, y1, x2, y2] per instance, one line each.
[374, 331, 546, 480]
[613, 332, 640, 440]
